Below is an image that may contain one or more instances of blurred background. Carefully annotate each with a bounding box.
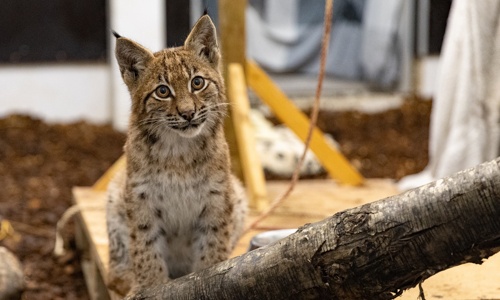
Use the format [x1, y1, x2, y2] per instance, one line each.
[8, 1, 500, 299]
[0, 0, 450, 130]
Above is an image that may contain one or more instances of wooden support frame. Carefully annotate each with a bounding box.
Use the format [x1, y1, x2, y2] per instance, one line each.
[228, 63, 268, 210]
[246, 60, 364, 186]
[217, 0, 362, 187]
[92, 155, 125, 191]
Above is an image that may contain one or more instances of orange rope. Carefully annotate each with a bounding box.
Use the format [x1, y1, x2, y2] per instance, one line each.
[245, 0, 335, 232]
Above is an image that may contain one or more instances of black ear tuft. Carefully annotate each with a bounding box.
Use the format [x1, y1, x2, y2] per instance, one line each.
[203, 7, 208, 16]
[112, 30, 122, 39]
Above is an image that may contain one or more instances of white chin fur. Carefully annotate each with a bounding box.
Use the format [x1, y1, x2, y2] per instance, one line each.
[175, 123, 205, 138]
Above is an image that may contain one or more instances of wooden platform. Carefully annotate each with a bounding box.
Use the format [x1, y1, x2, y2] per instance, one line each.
[73, 179, 500, 299]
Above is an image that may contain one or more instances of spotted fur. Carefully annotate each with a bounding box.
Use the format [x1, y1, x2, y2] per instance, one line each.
[106, 15, 247, 296]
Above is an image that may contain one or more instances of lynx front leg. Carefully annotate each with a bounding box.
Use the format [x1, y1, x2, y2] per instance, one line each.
[106, 174, 134, 296]
[125, 198, 169, 293]
[192, 199, 235, 271]
[107, 207, 134, 296]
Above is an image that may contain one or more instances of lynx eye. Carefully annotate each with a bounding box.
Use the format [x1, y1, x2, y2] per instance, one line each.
[155, 85, 171, 99]
[191, 76, 205, 91]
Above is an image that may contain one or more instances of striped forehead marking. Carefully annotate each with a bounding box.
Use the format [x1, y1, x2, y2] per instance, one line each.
[160, 51, 193, 82]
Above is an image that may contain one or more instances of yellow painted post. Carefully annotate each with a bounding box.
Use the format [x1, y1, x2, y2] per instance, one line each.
[246, 60, 364, 186]
[219, 0, 247, 180]
[92, 155, 126, 191]
[228, 63, 268, 211]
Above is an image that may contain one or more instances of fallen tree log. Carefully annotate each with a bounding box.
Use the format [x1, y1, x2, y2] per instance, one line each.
[128, 158, 500, 300]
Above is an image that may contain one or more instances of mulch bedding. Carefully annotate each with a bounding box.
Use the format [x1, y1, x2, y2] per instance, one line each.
[0, 98, 431, 299]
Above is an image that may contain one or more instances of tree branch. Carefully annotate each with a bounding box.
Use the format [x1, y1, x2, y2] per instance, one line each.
[128, 158, 500, 300]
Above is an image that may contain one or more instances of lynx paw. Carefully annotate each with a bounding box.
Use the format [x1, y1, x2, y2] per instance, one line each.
[107, 270, 133, 297]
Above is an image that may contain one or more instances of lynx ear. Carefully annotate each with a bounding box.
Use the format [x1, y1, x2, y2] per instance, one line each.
[115, 37, 154, 85]
[184, 15, 220, 69]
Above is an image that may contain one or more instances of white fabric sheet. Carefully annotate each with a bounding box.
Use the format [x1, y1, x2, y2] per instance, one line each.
[398, 0, 500, 190]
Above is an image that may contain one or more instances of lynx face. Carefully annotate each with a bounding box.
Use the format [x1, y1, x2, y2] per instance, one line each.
[115, 16, 225, 138]
[136, 50, 225, 138]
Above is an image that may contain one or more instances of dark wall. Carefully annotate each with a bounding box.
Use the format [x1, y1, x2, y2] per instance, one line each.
[429, 0, 452, 54]
[166, 0, 190, 47]
[166, 0, 219, 48]
[0, 0, 107, 63]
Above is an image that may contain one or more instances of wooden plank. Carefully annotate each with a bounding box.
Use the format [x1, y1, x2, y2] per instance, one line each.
[73, 188, 117, 299]
[74, 179, 395, 277]
[73, 178, 396, 279]
[73, 187, 119, 300]
[228, 63, 268, 211]
[218, 0, 247, 180]
[92, 155, 125, 192]
[234, 179, 399, 256]
[246, 60, 364, 186]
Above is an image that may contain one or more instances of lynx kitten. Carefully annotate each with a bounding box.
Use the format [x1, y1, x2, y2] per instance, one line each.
[106, 15, 247, 296]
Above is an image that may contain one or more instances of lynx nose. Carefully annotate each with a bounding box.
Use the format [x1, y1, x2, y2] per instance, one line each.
[179, 109, 196, 121]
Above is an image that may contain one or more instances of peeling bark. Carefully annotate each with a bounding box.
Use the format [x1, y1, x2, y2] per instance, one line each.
[128, 158, 500, 300]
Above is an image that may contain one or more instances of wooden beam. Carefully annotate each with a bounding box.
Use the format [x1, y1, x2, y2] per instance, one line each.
[228, 63, 268, 211]
[246, 60, 364, 186]
[92, 155, 125, 191]
[219, 0, 247, 72]
[219, 0, 247, 180]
